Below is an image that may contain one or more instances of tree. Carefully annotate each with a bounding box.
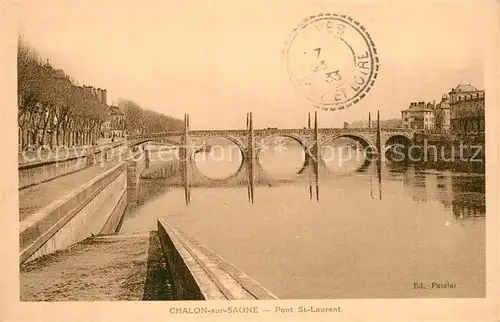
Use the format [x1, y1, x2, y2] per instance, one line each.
[53, 83, 79, 147]
[118, 99, 183, 134]
[120, 99, 144, 135]
[18, 37, 182, 149]
[18, 37, 47, 148]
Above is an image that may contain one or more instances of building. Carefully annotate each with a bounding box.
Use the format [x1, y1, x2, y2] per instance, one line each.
[401, 101, 436, 131]
[100, 110, 111, 139]
[83, 85, 107, 105]
[434, 94, 451, 134]
[448, 84, 485, 134]
[109, 105, 125, 138]
[83, 85, 112, 140]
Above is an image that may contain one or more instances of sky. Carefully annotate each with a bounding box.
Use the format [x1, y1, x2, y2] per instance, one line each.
[11, 1, 491, 129]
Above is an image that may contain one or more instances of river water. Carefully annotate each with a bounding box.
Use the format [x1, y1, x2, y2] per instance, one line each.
[120, 140, 485, 299]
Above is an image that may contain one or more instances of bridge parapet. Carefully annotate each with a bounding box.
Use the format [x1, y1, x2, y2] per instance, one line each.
[128, 132, 183, 141]
[127, 127, 415, 152]
[190, 129, 248, 137]
[128, 127, 413, 139]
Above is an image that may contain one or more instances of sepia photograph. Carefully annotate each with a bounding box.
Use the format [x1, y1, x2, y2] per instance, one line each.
[1, 0, 499, 321]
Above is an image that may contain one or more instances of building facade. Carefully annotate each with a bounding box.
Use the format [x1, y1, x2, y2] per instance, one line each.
[100, 111, 111, 139]
[434, 94, 451, 134]
[448, 84, 485, 134]
[401, 101, 436, 131]
[83, 85, 107, 105]
[109, 105, 125, 139]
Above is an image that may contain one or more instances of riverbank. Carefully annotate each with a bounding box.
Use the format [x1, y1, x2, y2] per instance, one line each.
[20, 231, 174, 301]
[386, 135, 486, 174]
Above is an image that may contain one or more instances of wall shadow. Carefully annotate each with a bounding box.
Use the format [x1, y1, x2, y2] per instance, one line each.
[142, 231, 177, 300]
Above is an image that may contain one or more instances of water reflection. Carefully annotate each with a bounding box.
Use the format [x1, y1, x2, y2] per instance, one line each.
[193, 138, 243, 180]
[258, 137, 306, 176]
[121, 146, 485, 299]
[321, 137, 366, 173]
[138, 153, 485, 223]
[383, 165, 485, 220]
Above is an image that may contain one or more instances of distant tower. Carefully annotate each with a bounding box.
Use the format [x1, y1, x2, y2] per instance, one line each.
[102, 89, 107, 105]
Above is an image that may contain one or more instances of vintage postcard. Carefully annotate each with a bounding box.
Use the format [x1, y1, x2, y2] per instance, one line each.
[0, 0, 499, 321]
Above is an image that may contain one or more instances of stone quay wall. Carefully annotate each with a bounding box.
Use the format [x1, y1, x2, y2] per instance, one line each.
[18, 141, 127, 189]
[20, 162, 128, 264]
[126, 148, 149, 205]
[140, 148, 180, 180]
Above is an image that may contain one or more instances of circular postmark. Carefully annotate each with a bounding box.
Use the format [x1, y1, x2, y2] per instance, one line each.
[283, 13, 379, 111]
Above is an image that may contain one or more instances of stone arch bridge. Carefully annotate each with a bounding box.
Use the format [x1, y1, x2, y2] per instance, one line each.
[129, 127, 414, 157]
[128, 127, 415, 187]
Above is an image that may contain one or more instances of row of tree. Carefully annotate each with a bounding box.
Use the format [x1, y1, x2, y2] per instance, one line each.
[18, 37, 108, 150]
[119, 99, 184, 135]
[18, 37, 184, 151]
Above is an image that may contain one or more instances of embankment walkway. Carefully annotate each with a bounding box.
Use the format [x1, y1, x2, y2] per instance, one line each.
[19, 160, 120, 221]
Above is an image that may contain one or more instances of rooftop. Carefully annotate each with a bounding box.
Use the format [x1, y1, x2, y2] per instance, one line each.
[109, 105, 124, 115]
[452, 84, 480, 92]
[402, 101, 435, 113]
[436, 97, 450, 109]
[402, 106, 434, 113]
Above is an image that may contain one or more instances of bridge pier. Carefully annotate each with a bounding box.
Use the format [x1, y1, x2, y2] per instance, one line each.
[145, 147, 150, 169]
[181, 114, 191, 205]
[313, 112, 320, 201]
[247, 112, 255, 203]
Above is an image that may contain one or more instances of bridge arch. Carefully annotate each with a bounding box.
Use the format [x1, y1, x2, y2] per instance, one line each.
[327, 133, 376, 149]
[189, 135, 246, 182]
[320, 133, 377, 171]
[129, 137, 181, 148]
[384, 134, 413, 163]
[255, 133, 309, 151]
[189, 134, 246, 160]
[147, 138, 182, 148]
[255, 134, 309, 175]
[385, 134, 412, 148]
